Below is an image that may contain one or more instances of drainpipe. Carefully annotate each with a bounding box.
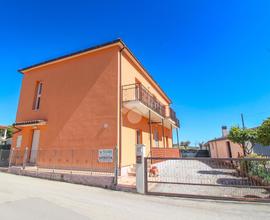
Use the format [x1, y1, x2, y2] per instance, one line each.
[117, 45, 126, 175]
[176, 127, 180, 148]
[149, 110, 152, 152]
[171, 124, 173, 147]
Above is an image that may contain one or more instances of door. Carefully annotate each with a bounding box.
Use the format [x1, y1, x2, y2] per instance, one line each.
[30, 130, 40, 164]
[226, 141, 232, 158]
[136, 129, 142, 144]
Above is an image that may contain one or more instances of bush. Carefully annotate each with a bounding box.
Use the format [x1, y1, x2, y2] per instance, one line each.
[242, 154, 270, 185]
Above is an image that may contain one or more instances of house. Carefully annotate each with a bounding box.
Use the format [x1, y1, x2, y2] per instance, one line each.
[12, 39, 180, 175]
[0, 125, 8, 145]
[206, 126, 244, 158]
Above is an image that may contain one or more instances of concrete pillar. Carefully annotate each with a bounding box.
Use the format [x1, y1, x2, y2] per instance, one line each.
[136, 144, 146, 194]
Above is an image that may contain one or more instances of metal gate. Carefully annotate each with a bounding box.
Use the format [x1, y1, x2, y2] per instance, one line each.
[144, 157, 270, 202]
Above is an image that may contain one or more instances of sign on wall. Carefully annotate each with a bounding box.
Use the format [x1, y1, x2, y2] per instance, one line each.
[98, 149, 113, 163]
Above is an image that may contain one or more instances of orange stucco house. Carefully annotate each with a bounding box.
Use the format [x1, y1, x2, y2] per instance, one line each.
[12, 39, 180, 175]
[206, 126, 244, 158]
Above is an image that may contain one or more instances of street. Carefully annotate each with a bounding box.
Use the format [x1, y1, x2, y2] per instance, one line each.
[0, 172, 269, 220]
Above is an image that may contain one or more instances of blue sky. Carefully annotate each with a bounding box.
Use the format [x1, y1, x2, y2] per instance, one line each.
[0, 0, 270, 145]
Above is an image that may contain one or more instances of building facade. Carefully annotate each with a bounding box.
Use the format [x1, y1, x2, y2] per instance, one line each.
[12, 39, 180, 174]
[206, 126, 244, 158]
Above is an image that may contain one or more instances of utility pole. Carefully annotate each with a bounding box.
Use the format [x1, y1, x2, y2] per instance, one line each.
[241, 113, 245, 129]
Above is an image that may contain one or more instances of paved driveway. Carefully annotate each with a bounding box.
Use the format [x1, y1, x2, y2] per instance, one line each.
[149, 160, 270, 199]
[0, 172, 270, 219]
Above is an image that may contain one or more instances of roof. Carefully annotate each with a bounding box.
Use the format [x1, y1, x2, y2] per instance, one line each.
[13, 120, 47, 127]
[19, 39, 172, 103]
[206, 136, 228, 144]
[19, 39, 121, 72]
[0, 125, 8, 129]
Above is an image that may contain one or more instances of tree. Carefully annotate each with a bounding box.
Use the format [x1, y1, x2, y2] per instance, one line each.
[257, 117, 270, 146]
[180, 141, 191, 149]
[0, 127, 13, 139]
[227, 126, 258, 156]
[198, 141, 205, 150]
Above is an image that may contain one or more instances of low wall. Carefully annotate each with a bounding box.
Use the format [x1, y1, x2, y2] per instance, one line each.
[151, 148, 180, 158]
[8, 167, 115, 189]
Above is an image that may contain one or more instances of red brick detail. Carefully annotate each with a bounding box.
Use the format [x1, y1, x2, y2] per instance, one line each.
[151, 148, 180, 158]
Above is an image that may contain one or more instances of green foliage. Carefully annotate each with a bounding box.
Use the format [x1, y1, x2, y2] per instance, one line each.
[180, 141, 191, 149]
[0, 127, 13, 139]
[257, 117, 270, 146]
[244, 154, 270, 184]
[6, 127, 13, 138]
[227, 126, 258, 155]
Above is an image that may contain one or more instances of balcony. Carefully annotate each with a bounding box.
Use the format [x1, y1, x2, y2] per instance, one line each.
[122, 83, 166, 118]
[122, 83, 180, 128]
[168, 108, 180, 127]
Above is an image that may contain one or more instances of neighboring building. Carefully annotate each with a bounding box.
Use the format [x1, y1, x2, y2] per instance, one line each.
[253, 143, 270, 157]
[0, 125, 8, 145]
[12, 39, 180, 174]
[206, 126, 244, 158]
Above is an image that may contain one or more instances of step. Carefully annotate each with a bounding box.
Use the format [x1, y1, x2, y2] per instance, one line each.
[127, 171, 136, 177]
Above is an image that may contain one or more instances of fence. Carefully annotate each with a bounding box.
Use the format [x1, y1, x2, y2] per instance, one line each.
[7, 147, 118, 188]
[145, 157, 270, 202]
[0, 149, 10, 167]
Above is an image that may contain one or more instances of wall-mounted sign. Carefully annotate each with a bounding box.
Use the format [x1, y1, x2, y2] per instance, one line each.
[98, 149, 113, 163]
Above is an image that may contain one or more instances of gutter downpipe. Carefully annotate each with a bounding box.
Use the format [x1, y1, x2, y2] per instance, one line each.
[117, 45, 126, 176]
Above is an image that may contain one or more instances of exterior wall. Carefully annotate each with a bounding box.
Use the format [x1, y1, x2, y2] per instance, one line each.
[121, 109, 173, 167]
[151, 148, 180, 158]
[12, 41, 177, 170]
[12, 46, 119, 168]
[121, 52, 173, 167]
[121, 52, 170, 106]
[209, 139, 244, 158]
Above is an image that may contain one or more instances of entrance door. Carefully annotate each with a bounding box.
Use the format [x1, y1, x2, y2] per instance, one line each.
[226, 141, 232, 158]
[136, 129, 142, 144]
[30, 130, 40, 164]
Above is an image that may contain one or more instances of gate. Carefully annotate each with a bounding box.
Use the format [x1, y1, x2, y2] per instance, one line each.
[144, 157, 270, 202]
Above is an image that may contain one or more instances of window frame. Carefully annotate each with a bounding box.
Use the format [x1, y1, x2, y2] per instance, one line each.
[33, 81, 43, 111]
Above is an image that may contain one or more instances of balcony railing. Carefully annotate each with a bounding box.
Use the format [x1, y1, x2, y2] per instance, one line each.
[122, 83, 166, 117]
[169, 108, 180, 127]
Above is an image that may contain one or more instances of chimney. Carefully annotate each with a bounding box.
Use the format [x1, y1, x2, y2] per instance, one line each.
[221, 126, 228, 137]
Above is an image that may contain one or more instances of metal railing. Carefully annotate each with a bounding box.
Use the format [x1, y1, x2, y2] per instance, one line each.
[0, 149, 10, 167]
[169, 108, 180, 127]
[122, 83, 166, 117]
[9, 148, 117, 176]
[145, 157, 270, 202]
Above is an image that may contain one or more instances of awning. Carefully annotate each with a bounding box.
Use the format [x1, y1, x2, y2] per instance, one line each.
[13, 120, 47, 127]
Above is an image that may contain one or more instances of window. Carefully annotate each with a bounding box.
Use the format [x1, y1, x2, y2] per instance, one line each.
[153, 128, 159, 147]
[16, 135, 22, 148]
[33, 81, 43, 110]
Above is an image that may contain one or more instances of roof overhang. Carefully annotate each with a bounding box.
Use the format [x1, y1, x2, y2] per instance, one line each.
[13, 120, 47, 127]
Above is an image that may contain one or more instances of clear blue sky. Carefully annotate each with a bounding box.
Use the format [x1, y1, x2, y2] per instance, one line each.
[1, 0, 270, 145]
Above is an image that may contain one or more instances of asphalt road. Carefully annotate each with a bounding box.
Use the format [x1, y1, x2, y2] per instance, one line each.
[0, 172, 269, 220]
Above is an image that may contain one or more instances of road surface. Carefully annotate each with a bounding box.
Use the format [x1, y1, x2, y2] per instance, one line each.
[0, 172, 269, 220]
